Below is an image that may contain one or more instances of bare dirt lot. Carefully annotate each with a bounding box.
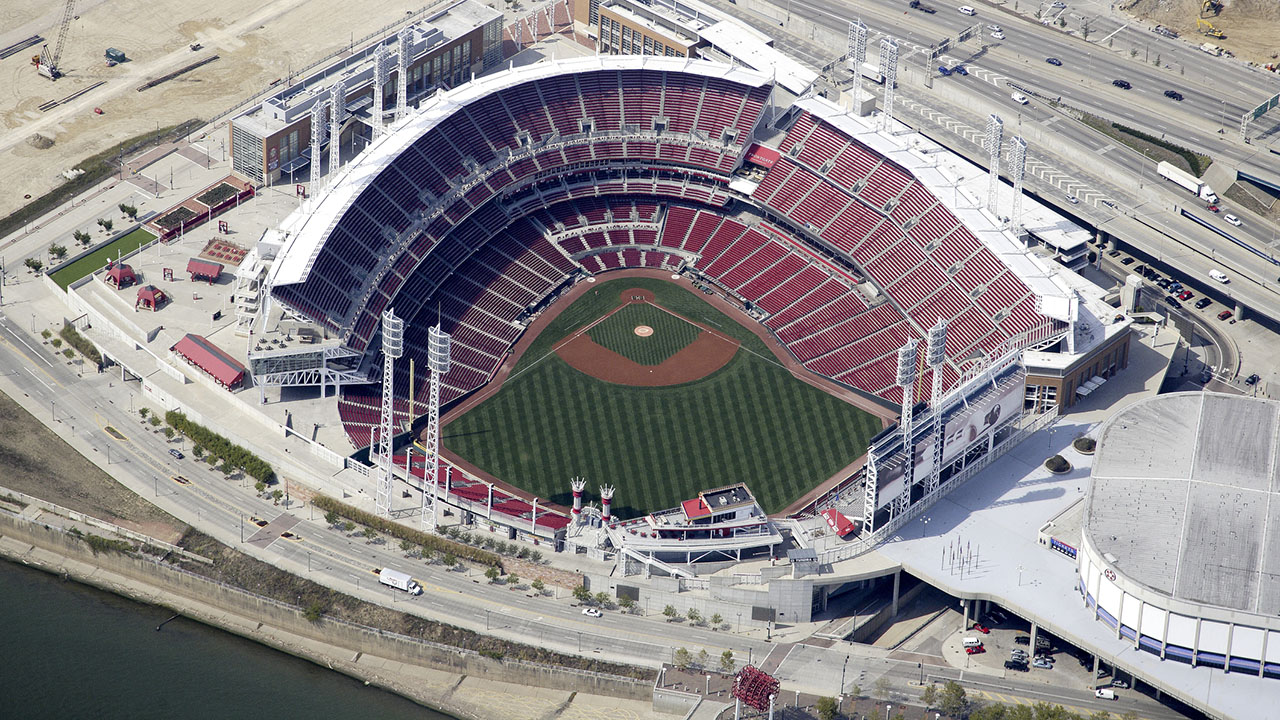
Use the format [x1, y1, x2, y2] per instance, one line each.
[1122, 0, 1280, 65]
[0, 0, 444, 221]
[0, 389, 186, 542]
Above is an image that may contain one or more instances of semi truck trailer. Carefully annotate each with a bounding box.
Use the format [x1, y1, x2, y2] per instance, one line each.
[1156, 161, 1217, 203]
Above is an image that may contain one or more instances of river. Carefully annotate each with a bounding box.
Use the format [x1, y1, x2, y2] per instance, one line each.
[0, 559, 454, 719]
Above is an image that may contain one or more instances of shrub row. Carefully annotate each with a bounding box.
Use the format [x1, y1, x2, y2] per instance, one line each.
[164, 410, 275, 484]
[312, 494, 501, 570]
[59, 323, 102, 366]
[69, 527, 134, 555]
[438, 524, 543, 562]
[1108, 121, 1210, 176]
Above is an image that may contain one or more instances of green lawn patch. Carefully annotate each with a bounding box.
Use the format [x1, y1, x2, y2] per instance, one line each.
[446, 281, 878, 518]
[50, 226, 156, 290]
[588, 303, 701, 365]
[1077, 110, 1210, 176]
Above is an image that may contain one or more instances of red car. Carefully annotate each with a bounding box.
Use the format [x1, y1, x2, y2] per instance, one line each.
[1178, 290, 1194, 301]
[1219, 310, 1234, 321]
[972, 623, 991, 634]
[1207, 204, 1220, 213]
[965, 645, 986, 655]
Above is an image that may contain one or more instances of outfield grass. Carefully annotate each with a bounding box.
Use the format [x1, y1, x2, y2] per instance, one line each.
[50, 227, 157, 290]
[445, 279, 880, 518]
[588, 303, 701, 365]
[517, 277, 770, 372]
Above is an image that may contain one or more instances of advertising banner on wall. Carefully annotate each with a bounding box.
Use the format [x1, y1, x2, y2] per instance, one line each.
[940, 378, 1022, 466]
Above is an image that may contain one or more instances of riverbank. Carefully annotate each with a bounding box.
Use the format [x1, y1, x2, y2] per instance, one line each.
[0, 512, 667, 720]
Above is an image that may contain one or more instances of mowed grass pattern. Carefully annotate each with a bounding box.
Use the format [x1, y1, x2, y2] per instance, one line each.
[445, 280, 881, 518]
[50, 227, 157, 290]
[587, 303, 701, 365]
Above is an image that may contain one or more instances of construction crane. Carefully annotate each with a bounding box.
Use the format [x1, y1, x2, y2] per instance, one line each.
[32, 0, 76, 80]
[1196, 18, 1225, 38]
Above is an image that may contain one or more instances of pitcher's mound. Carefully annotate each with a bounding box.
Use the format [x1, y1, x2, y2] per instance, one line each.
[634, 325, 654, 337]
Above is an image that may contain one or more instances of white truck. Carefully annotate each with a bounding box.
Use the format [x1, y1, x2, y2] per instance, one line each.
[1156, 161, 1217, 203]
[378, 567, 423, 596]
[846, 60, 885, 85]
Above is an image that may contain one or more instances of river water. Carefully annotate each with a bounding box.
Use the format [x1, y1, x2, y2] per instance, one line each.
[0, 559, 453, 719]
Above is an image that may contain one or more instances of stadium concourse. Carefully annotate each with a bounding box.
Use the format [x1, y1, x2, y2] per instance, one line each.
[264, 54, 1080, 460]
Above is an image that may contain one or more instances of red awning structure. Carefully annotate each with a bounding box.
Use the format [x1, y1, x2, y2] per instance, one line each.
[105, 263, 136, 288]
[186, 258, 223, 284]
[171, 333, 246, 389]
[744, 143, 780, 168]
[136, 284, 167, 311]
[681, 497, 711, 520]
[822, 508, 857, 538]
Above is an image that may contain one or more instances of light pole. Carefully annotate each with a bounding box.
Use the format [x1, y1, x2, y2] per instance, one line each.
[921, 516, 930, 538]
[840, 655, 849, 695]
[1017, 564, 1024, 586]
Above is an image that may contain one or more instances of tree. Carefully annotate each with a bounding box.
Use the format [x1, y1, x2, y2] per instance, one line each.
[442, 552, 457, 566]
[149, 415, 161, 427]
[873, 676, 893, 701]
[663, 604, 678, 621]
[687, 607, 702, 624]
[304, 600, 324, 623]
[74, 230, 91, 246]
[343, 521, 356, 533]
[49, 244, 67, 260]
[485, 565, 500, 583]
[594, 591, 610, 607]
[98, 218, 113, 232]
[938, 680, 968, 716]
[400, 539, 415, 553]
[572, 584, 592, 603]
[531, 578, 545, 594]
[673, 647, 692, 671]
[363, 528, 378, 543]
[719, 649, 735, 673]
[848, 684, 861, 699]
[506, 572, 519, 587]
[815, 696, 838, 720]
[24, 258, 42, 272]
[921, 684, 938, 709]
[618, 595, 634, 611]
[324, 510, 339, 526]
[162, 427, 174, 439]
[696, 649, 709, 669]
[254, 480, 267, 494]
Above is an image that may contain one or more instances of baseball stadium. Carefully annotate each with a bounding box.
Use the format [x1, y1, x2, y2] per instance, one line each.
[257, 45, 1105, 547]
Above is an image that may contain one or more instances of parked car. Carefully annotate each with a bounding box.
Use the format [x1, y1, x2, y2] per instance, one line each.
[169, 449, 184, 460]
[1111, 680, 1129, 689]
[1120, 257, 1135, 265]
[1195, 297, 1212, 309]
[965, 645, 986, 655]
[1112, 79, 1132, 89]
[1156, 278, 1171, 288]
[582, 607, 603, 617]
[1201, 369, 1213, 383]
[1134, 264, 1146, 274]
[1045, 57, 1063, 66]
[1033, 658, 1053, 669]
[1015, 635, 1030, 645]
[1178, 290, 1194, 300]
[1164, 297, 1182, 309]
[1107, 249, 1121, 257]
[1004, 660, 1029, 671]
[1218, 309, 1234, 321]
[1246, 373, 1261, 386]
[972, 623, 991, 634]
[1164, 90, 1184, 101]
[1051, 1, 1066, 7]
[1225, 213, 1242, 226]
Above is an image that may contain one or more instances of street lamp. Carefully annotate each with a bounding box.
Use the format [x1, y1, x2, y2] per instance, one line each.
[921, 516, 930, 538]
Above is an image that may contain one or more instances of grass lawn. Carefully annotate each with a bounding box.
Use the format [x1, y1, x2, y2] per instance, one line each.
[588, 303, 702, 365]
[50, 226, 157, 290]
[444, 279, 880, 518]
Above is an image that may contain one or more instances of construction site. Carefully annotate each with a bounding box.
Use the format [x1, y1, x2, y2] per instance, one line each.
[1122, 0, 1280, 67]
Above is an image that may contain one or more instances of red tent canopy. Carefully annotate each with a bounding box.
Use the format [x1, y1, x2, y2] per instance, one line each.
[136, 284, 166, 309]
[171, 333, 245, 388]
[186, 258, 223, 283]
[822, 509, 857, 538]
[105, 263, 136, 287]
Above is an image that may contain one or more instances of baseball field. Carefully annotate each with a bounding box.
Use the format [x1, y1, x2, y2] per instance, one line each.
[442, 277, 882, 519]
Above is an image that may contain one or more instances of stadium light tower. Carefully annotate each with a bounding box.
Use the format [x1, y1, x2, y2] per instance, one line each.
[892, 339, 919, 521]
[1010, 136, 1028, 230]
[985, 114, 1004, 215]
[328, 80, 345, 180]
[423, 324, 451, 528]
[878, 39, 899, 131]
[848, 21, 867, 105]
[862, 453, 879, 535]
[308, 99, 328, 197]
[397, 26, 413, 122]
[372, 42, 389, 138]
[375, 308, 404, 517]
[925, 318, 948, 497]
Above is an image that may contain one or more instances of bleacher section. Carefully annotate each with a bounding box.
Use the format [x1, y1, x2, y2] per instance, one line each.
[287, 67, 1059, 451]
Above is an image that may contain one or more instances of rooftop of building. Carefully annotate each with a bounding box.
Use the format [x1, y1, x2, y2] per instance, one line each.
[1087, 391, 1280, 617]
